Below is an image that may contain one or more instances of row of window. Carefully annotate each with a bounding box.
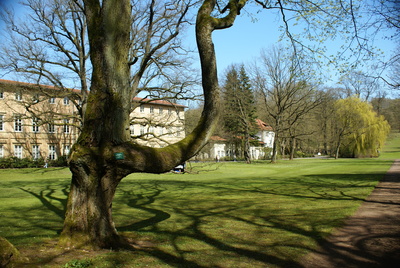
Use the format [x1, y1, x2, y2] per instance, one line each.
[0, 91, 71, 105]
[0, 115, 72, 133]
[139, 105, 178, 115]
[0, 144, 70, 159]
[131, 125, 182, 137]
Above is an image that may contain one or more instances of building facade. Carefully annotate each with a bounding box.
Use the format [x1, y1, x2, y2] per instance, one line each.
[195, 119, 275, 161]
[0, 79, 186, 160]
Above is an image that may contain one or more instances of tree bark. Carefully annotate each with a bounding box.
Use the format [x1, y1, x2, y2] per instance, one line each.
[289, 137, 296, 160]
[60, 0, 246, 249]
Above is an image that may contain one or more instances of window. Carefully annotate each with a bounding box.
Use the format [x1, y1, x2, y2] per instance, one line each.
[159, 107, 163, 114]
[32, 145, 40, 160]
[32, 118, 39, 132]
[0, 145, 3, 158]
[14, 145, 23, 159]
[32, 94, 39, 103]
[48, 123, 56, 133]
[140, 125, 145, 135]
[63, 119, 70, 133]
[168, 108, 172, 115]
[48, 145, 57, 160]
[63, 97, 69, 105]
[64, 145, 70, 156]
[0, 115, 3, 131]
[0, 91, 3, 99]
[140, 105, 145, 113]
[49, 97, 55, 104]
[14, 116, 22, 132]
[150, 106, 154, 114]
[15, 92, 22, 101]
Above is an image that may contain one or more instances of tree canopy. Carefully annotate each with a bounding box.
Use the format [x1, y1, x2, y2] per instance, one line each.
[333, 96, 390, 158]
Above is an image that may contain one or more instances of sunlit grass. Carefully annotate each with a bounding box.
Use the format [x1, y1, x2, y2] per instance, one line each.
[0, 133, 398, 267]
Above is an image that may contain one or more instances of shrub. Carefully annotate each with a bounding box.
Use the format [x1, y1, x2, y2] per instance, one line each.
[0, 156, 67, 169]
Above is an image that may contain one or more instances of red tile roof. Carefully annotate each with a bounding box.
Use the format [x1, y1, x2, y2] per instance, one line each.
[0, 79, 80, 93]
[0, 79, 186, 108]
[255, 118, 273, 131]
[209, 135, 227, 141]
[133, 97, 187, 108]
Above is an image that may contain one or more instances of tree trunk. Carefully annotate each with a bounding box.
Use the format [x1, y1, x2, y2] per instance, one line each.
[243, 127, 251, 163]
[60, 0, 132, 249]
[289, 137, 296, 160]
[60, 156, 123, 248]
[271, 135, 278, 163]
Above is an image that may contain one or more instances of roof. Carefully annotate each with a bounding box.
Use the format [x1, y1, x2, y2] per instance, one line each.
[0, 79, 186, 108]
[209, 135, 227, 142]
[0, 79, 80, 93]
[133, 97, 187, 108]
[255, 119, 273, 131]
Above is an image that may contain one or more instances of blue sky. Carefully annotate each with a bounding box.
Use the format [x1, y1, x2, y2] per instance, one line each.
[0, 1, 397, 90]
[210, 11, 282, 71]
[204, 6, 397, 87]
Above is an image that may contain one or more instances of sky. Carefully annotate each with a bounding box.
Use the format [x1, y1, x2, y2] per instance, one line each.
[202, 11, 282, 71]
[0, 1, 397, 92]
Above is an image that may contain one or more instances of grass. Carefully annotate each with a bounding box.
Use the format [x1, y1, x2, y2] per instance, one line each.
[1, 132, 399, 267]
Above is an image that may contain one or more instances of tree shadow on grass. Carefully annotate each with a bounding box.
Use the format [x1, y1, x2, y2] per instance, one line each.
[113, 170, 397, 267]
[14, 169, 396, 267]
[115, 180, 324, 267]
[19, 185, 69, 220]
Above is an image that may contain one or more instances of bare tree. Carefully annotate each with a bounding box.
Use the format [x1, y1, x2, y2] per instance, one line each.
[253, 46, 322, 162]
[338, 70, 380, 101]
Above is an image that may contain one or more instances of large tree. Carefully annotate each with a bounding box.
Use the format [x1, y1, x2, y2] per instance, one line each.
[0, 0, 245, 249]
[58, 0, 246, 249]
[222, 64, 257, 163]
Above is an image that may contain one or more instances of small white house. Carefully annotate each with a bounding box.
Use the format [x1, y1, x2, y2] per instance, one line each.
[200, 119, 275, 161]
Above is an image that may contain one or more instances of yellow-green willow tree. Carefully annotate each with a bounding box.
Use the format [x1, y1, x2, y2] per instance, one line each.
[333, 96, 390, 159]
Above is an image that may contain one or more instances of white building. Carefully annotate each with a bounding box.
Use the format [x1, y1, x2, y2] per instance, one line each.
[197, 119, 275, 161]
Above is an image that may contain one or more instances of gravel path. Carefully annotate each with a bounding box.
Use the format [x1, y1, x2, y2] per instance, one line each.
[300, 159, 400, 268]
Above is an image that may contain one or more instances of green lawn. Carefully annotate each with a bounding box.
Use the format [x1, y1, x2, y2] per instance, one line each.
[1, 132, 399, 267]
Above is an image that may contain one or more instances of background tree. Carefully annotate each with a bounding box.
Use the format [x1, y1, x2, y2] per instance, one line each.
[366, 0, 399, 89]
[253, 46, 322, 162]
[0, 0, 90, 118]
[333, 96, 390, 158]
[338, 70, 380, 101]
[221, 64, 257, 163]
[0, 0, 199, 127]
[371, 97, 400, 132]
[311, 88, 340, 156]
